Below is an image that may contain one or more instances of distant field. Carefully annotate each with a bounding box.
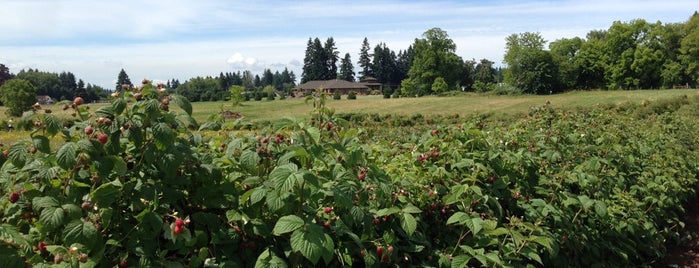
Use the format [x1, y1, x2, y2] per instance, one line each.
[191, 89, 699, 123]
[0, 89, 696, 129]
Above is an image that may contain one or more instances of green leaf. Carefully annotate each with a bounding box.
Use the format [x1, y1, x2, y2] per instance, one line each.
[465, 217, 483, 236]
[32, 136, 51, 154]
[39, 207, 64, 230]
[451, 255, 473, 268]
[290, 225, 331, 265]
[32, 196, 59, 211]
[91, 181, 122, 208]
[375, 207, 401, 217]
[56, 142, 77, 170]
[170, 94, 193, 116]
[304, 127, 321, 144]
[594, 201, 608, 217]
[273, 215, 305, 236]
[63, 220, 98, 249]
[447, 212, 470, 225]
[402, 204, 422, 214]
[269, 164, 303, 193]
[8, 142, 28, 167]
[240, 150, 261, 173]
[43, 114, 62, 136]
[153, 122, 175, 150]
[401, 213, 417, 236]
[578, 195, 593, 210]
[255, 248, 288, 268]
[0, 223, 28, 247]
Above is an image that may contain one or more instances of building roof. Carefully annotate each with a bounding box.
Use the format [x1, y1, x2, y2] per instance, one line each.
[296, 79, 368, 90]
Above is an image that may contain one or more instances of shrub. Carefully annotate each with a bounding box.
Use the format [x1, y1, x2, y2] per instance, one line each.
[332, 90, 341, 100]
[347, 91, 357, 100]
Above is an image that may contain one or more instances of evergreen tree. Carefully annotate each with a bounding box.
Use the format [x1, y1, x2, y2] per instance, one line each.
[116, 68, 133, 90]
[372, 43, 398, 84]
[358, 37, 373, 79]
[323, 37, 339, 80]
[58, 71, 76, 100]
[75, 79, 87, 100]
[338, 53, 355, 82]
[0, 63, 13, 86]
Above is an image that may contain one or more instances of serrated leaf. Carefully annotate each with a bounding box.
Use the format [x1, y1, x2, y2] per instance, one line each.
[402, 204, 422, 214]
[32, 136, 51, 154]
[91, 181, 122, 208]
[153, 122, 175, 150]
[32, 196, 59, 211]
[255, 248, 288, 268]
[272, 215, 305, 236]
[43, 114, 62, 136]
[375, 207, 401, 217]
[304, 127, 321, 144]
[290, 225, 328, 265]
[170, 94, 193, 116]
[39, 207, 64, 230]
[401, 213, 417, 236]
[265, 189, 285, 212]
[465, 217, 483, 236]
[0, 223, 28, 247]
[198, 121, 221, 131]
[56, 142, 77, 170]
[8, 142, 28, 167]
[447, 212, 470, 225]
[63, 220, 98, 249]
[269, 164, 303, 193]
[241, 150, 261, 173]
[451, 255, 473, 268]
[594, 201, 607, 217]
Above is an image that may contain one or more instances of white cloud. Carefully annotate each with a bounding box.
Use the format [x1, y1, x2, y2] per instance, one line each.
[1, 0, 696, 88]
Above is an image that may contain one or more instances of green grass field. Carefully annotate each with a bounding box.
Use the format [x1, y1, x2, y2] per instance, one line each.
[192, 89, 699, 123]
[0, 89, 696, 141]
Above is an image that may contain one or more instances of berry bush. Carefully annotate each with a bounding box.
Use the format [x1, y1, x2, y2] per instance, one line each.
[1, 83, 699, 267]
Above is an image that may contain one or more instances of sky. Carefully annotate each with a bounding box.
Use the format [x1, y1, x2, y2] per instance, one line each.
[0, 0, 696, 89]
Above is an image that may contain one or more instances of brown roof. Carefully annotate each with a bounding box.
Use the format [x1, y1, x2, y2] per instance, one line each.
[295, 79, 368, 90]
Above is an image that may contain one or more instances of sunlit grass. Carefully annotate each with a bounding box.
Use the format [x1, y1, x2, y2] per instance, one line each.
[0, 89, 696, 144]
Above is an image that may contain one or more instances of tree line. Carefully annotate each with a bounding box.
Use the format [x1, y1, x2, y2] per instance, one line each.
[302, 12, 699, 96]
[0, 65, 110, 116]
[504, 13, 699, 94]
[114, 67, 298, 102]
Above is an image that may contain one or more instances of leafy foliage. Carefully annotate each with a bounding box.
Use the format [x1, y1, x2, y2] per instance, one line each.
[0, 79, 37, 117]
[1, 75, 698, 267]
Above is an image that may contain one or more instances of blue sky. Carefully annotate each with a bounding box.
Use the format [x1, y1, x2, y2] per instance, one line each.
[0, 0, 695, 88]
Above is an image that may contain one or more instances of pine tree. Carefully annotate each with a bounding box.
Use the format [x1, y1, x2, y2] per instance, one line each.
[324, 37, 339, 80]
[116, 69, 133, 90]
[358, 37, 373, 79]
[339, 53, 355, 82]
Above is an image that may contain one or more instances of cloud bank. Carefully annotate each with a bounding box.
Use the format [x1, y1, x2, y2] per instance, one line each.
[0, 0, 695, 87]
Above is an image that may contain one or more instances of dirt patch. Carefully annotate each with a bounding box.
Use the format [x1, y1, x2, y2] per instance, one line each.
[220, 110, 243, 119]
[659, 201, 699, 267]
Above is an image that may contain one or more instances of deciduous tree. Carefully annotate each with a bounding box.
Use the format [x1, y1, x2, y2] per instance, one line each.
[504, 32, 560, 94]
[402, 28, 464, 96]
[0, 79, 37, 116]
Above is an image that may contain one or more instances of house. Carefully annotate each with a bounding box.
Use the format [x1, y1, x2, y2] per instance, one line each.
[36, 95, 54, 105]
[359, 76, 383, 93]
[293, 78, 384, 97]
